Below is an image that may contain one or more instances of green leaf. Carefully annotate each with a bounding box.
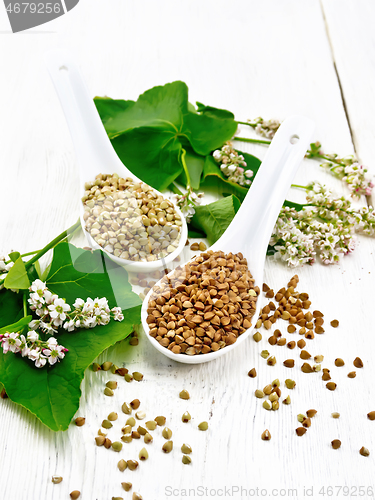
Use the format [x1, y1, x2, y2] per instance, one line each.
[201, 151, 261, 202]
[0, 288, 24, 327]
[187, 102, 197, 114]
[189, 195, 241, 245]
[0, 316, 32, 336]
[41, 263, 52, 281]
[183, 109, 237, 157]
[94, 96, 135, 126]
[0, 243, 141, 431]
[8, 251, 20, 263]
[195, 101, 235, 120]
[188, 228, 206, 239]
[4, 257, 30, 290]
[34, 260, 43, 280]
[177, 147, 205, 190]
[46, 243, 141, 311]
[111, 126, 183, 191]
[0, 317, 139, 431]
[283, 200, 308, 211]
[94, 81, 237, 191]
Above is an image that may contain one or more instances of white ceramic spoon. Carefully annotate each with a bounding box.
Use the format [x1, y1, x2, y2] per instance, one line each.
[44, 50, 187, 272]
[141, 115, 315, 364]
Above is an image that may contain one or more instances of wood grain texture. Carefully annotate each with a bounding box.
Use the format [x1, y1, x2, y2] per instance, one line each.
[321, 0, 375, 206]
[0, 1, 375, 499]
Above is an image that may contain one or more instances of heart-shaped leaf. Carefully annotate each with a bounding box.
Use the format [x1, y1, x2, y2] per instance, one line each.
[94, 82, 237, 191]
[189, 195, 241, 245]
[0, 243, 141, 431]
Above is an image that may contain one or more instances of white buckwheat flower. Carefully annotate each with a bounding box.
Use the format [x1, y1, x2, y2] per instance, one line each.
[43, 344, 66, 365]
[213, 143, 252, 187]
[63, 319, 75, 332]
[27, 330, 39, 342]
[83, 317, 97, 329]
[29, 279, 47, 300]
[28, 319, 40, 330]
[73, 298, 85, 309]
[34, 353, 47, 368]
[250, 117, 281, 139]
[174, 191, 204, 223]
[212, 150, 222, 162]
[28, 347, 41, 362]
[48, 298, 71, 326]
[1, 332, 21, 354]
[19, 335, 30, 357]
[40, 321, 57, 334]
[111, 307, 124, 322]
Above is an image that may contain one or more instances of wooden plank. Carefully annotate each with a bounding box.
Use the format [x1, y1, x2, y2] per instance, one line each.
[321, 0, 375, 205]
[0, 1, 375, 499]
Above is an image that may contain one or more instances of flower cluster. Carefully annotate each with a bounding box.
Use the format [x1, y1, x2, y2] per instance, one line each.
[0, 279, 125, 368]
[0, 331, 68, 368]
[174, 190, 204, 223]
[308, 142, 374, 199]
[327, 161, 374, 198]
[27, 279, 124, 335]
[269, 210, 316, 267]
[249, 117, 281, 139]
[270, 182, 375, 267]
[212, 143, 253, 187]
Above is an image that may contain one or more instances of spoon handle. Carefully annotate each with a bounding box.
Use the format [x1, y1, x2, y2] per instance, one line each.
[212, 115, 315, 263]
[44, 50, 130, 185]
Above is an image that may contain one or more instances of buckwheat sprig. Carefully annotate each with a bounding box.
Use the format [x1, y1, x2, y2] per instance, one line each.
[27, 279, 124, 335]
[234, 120, 374, 198]
[269, 182, 375, 267]
[212, 142, 253, 187]
[0, 279, 125, 368]
[0, 331, 68, 368]
[173, 189, 204, 223]
[242, 117, 281, 139]
[307, 142, 374, 198]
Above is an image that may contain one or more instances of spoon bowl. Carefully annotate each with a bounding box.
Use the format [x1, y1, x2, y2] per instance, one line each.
[45, 50, 187, 272]
[141, 115, 315, 363]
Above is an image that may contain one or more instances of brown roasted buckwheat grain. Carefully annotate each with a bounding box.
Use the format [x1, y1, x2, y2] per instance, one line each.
[146, 251, 258, 355]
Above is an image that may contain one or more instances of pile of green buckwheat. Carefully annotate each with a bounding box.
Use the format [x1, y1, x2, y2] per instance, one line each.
[82, 173, 182, 262]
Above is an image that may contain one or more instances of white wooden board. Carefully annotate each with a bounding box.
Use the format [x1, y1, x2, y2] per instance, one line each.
[1, 1, 375, 499]
[321, 1, 375, 177]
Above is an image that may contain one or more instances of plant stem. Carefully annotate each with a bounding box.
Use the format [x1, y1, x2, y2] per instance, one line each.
[180, 148, 192, 189]
[234, 136, 271, 146]
[4, 249, 41, 266]
[291, 184, 309, 190]
[25, 219, 81, 271]
[234, 137, 343, 169]
[236, 120, 256, 128]
[0, 219, 81, 289]
[20, 250, 41, 259]
[23, 293, 28, 318]
[313, 153, 345, 166]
